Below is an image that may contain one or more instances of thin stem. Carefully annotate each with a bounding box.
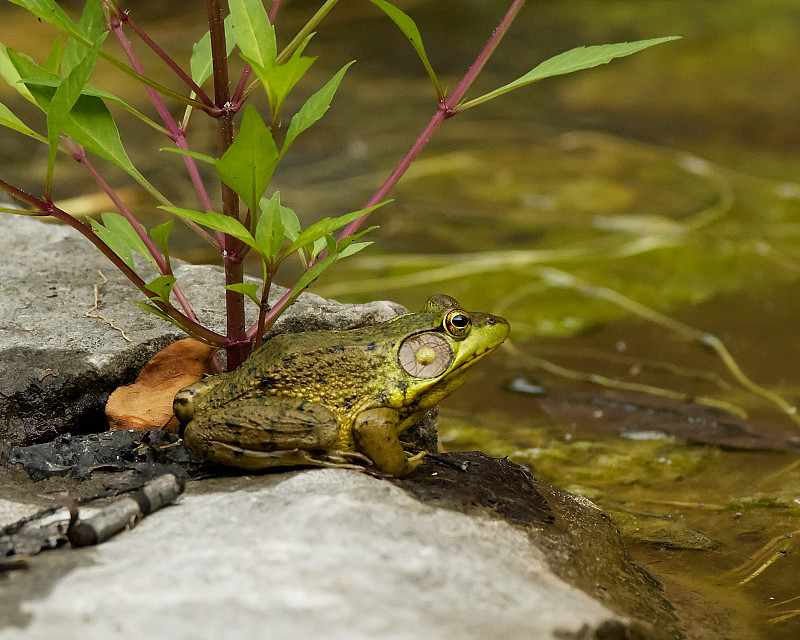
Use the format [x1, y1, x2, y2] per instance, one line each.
[448, 0, 526, 108]
[269, 0, 282, 23]
[231, 66, 252, 106]
[246, 287, 293, 341]
[208, 0, 248, 369]
[109, 15, 218, 228]
[338, 0, 526, 240]
[73, 144, 200, 322]
[117, 12, 215, 109]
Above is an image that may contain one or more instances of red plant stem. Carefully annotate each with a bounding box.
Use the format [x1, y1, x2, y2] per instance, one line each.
[117, 12, 215, 110]
[109, 15, 218, 226]
[269, 0, 282, 22]
[232, 66, 252, 106]
[338, 0, 526, 240]
[207, 0, 249, 369]
[246, 287, 292, 342]
[74, 145, 200, 322]
[0, 178, 225, 345]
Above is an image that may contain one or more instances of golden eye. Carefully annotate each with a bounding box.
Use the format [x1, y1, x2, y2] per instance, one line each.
[443, 308, 471, 339]
[398, 333, 453, 378]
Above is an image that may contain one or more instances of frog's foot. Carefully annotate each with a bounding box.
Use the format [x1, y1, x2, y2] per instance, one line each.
[354, 408, 427, 477]
[197, 441, 371, 472]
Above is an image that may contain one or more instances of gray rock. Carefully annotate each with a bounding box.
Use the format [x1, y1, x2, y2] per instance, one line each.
[0, 215, 408, 447]
[0, 470, 672, 640]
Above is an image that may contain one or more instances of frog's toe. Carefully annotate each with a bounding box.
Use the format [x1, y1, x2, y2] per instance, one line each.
[405, 450, 427, 472]
[195, 440, 372, 472]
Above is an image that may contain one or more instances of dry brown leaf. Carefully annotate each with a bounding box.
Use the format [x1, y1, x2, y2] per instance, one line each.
[106, 338, 218, 433]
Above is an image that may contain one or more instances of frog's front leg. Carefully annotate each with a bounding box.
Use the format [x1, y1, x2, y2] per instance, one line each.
[353, 408, 427, 477]
[183, 396, 369, 472]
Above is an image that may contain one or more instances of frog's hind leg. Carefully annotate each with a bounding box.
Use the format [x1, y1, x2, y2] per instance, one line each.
[197, 442, 371, 472]
[183, 396, 370, 472]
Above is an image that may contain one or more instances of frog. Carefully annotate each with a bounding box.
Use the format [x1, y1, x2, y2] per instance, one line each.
[173, 294, 509, 477]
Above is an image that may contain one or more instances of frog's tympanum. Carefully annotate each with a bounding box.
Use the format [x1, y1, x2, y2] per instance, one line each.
[174, 295, 509, 477]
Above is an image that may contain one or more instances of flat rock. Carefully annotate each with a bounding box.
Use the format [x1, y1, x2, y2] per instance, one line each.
[0, 215, 407, 447]
[0, 467, 676, 640]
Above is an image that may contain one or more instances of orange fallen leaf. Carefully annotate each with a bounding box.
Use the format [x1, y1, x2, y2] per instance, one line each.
[106, 338, 218, 433]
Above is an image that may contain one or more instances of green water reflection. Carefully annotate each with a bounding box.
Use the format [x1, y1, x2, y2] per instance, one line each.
[2, 1, 800, 637]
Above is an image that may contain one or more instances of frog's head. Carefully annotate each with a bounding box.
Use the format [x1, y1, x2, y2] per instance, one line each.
[389, 294, 510, 410]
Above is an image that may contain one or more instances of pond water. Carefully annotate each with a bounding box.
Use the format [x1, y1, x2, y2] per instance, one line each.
[2, 1, 800, 637]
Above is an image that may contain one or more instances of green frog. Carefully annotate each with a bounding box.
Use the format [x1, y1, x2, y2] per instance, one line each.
[174, 295, 509, 476]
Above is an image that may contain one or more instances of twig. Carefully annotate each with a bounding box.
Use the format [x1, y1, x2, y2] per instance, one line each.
[67, 474, 185, 548]
[84, 270, 132, 341]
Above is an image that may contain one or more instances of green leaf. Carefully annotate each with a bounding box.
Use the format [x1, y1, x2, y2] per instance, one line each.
[279, 203, 301, 242]
[89, 218, 136, 271]
[43, 36, 63, 75]
[459, 37, 681, 110]
[294, 254, 336, 292]
[89, 212, 156, 272]
[7, 48, 166, 202]
[226, 282, 261, 305]
[21, 75, 164, 132]
[190, 17, 236, 86]
[150, 219, 173, 264]
[367, 0, 441, 98]
[0, 101, 38, 138]
[215, 105, 278, 214]
[229, 0, 276, 69]
[283, 201, 388, 257]
[337, 240, 373, 259]
[63, 0, 105, 76]
[160, 146, 216, 164]
[134, 300, 176, 324]
[282, 61, 354, 154]
[7, 0, 83, 40]
[102, 211, 155, 263]
[67, 96, 165, 201]
[46, 33, 106, 185]
[0, 45, 33, 103]
[255, 192, 285, 261]
[146, 274, 177, 302]
[160, 206, 258, 249]
[247, 50, 315, 124]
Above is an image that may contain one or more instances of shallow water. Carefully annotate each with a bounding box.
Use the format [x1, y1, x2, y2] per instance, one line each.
[2, 1, 800, 637]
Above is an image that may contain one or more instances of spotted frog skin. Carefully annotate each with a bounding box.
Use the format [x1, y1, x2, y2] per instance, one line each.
[174, 295, 509, 477]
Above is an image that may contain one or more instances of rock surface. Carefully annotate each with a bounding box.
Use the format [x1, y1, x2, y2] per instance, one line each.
[1, 467, 677, 640]
[0, 216, 407, 447]
[0, 215, 682, 639]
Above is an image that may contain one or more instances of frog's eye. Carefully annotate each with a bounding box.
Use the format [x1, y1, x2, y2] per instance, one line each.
[443, 308, 471, 339]
[399, 333, 454, 378]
